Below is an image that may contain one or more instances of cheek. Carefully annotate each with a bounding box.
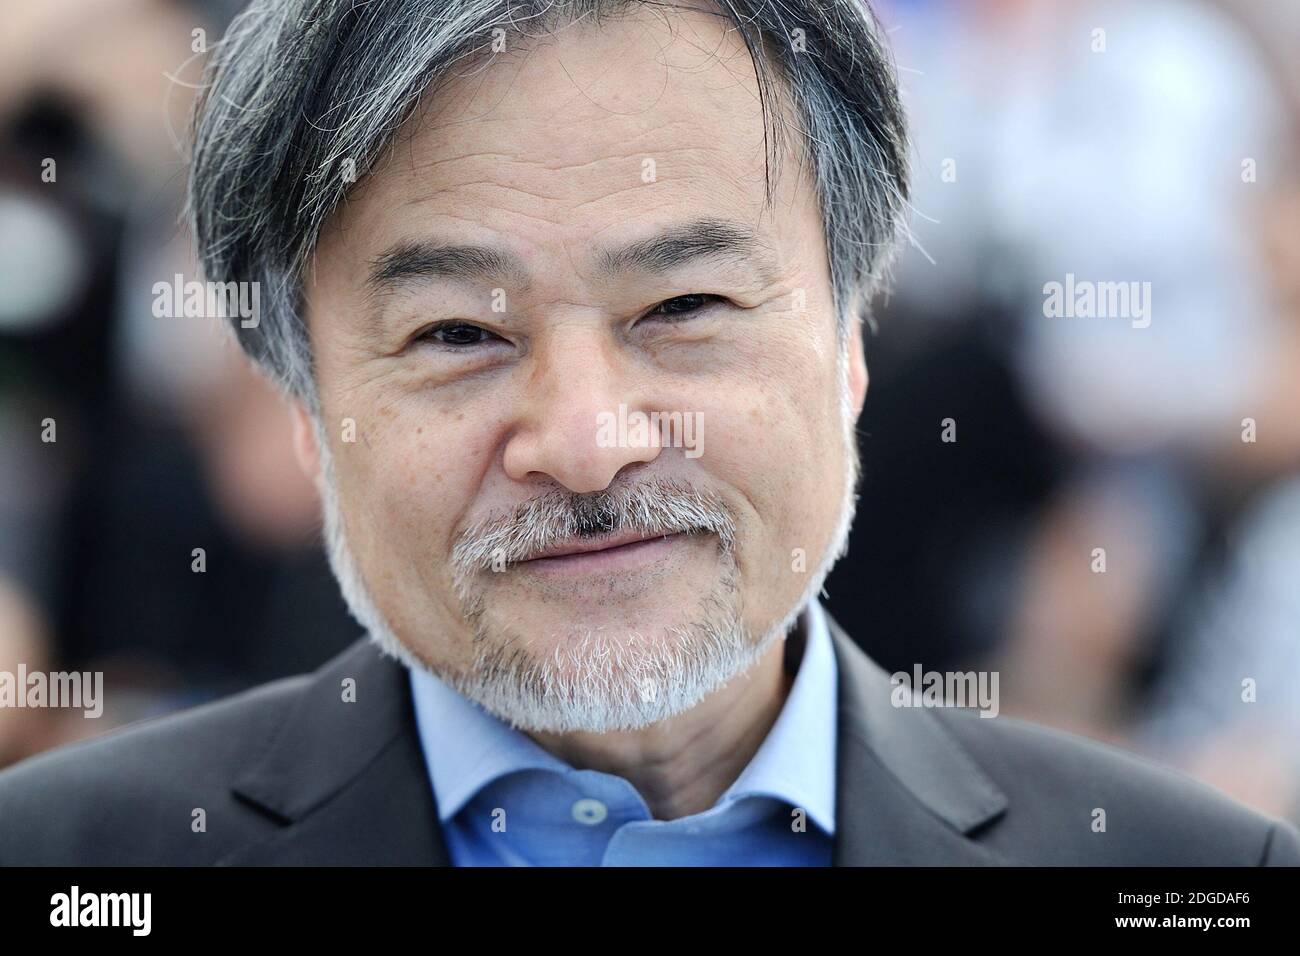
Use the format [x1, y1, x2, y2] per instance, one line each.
[692, 329, 843, 569]
[326, 399, 484, 590]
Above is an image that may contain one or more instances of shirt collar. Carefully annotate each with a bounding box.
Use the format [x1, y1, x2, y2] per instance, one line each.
[408, 598, 838, 833]
[409, 666, 567, 823]
[718, 597, 837, 834]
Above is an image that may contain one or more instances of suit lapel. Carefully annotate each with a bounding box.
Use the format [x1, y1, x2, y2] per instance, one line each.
[826, 611, 1011, 865]
[221, 639, 451, 865]
[220, 612, 1010, 866]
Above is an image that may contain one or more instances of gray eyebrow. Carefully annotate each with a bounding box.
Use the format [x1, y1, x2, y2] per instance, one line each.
[366, 217, 778, 293]
[596, 217, 778, 282]
[368, 241, 529, 291]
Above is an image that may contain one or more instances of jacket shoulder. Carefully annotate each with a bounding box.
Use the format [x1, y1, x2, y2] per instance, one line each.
[0, 672, 309, 865]
[931, 706, 1300, 865]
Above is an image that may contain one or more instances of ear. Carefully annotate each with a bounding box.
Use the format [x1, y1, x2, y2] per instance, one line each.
[290, 399, 323, 484]
[846, 314, 869, 419]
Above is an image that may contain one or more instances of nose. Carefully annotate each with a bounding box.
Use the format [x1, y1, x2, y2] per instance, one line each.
[502, 326, 662, 493]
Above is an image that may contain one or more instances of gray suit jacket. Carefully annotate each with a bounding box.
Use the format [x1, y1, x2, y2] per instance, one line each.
[1, 612, 1297, 865]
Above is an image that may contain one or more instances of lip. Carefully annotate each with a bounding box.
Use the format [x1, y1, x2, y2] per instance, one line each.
[525, 528, 680, 561]
[518, 531, 688, 576]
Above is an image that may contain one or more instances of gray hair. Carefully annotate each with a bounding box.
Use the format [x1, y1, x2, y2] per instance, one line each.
[188, 0, 910, 402]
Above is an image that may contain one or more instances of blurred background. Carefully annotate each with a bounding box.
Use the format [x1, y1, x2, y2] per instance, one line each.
[1, 0, 1299, 827]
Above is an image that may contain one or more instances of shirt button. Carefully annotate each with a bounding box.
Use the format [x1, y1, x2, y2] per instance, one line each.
[571, 798, 608, 825]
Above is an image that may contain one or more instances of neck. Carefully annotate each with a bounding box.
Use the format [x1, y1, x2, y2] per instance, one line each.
[527, 635, 794, 819]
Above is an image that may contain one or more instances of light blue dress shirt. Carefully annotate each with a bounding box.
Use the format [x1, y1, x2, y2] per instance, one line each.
[408, 598, 839, 866]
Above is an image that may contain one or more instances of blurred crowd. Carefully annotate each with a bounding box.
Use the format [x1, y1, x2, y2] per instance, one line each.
[0, 0, 359, 762]
[2, 0, 1299, 826]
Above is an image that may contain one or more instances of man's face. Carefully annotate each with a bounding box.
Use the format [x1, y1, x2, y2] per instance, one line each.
[300, 6, 866, 730]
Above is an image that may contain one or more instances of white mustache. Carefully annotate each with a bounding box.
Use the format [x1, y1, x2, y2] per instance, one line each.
[450, 477, 736, 574]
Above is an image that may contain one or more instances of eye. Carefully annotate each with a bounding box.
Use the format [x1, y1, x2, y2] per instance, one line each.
[414, 321, 500, 348]
[643, 293, 725, 321]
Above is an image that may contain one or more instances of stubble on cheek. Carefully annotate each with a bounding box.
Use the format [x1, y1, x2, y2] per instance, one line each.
[741, 362, 845, 626]
[329, 409, 470, 661]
